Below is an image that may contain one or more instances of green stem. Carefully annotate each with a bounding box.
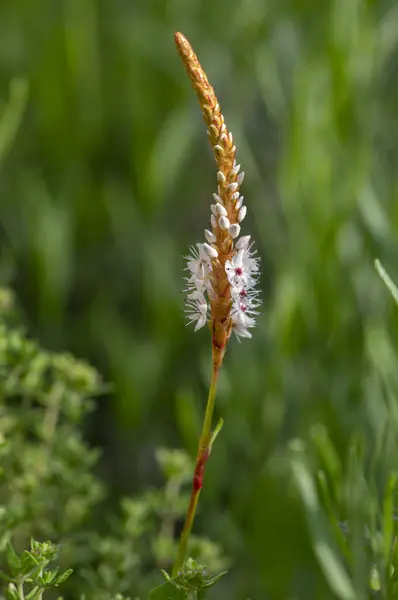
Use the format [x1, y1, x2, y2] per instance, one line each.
[199, 365, 219, 451]
[17, 578, 25, 600]
[173, 365, 220, 575]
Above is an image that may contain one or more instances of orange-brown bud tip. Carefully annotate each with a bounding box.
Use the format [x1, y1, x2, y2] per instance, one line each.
[174, 32, 192, 60]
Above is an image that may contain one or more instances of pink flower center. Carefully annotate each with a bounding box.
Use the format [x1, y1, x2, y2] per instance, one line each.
[240, 289, 247, 297]
[235, 267, 243, 276]
[239, 303, 247, 312]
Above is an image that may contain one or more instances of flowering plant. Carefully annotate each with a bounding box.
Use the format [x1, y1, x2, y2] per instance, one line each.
[172, 32, 261, 575]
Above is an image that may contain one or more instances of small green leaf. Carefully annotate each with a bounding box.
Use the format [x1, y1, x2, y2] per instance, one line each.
[21, 550, 40, 577]
[54, 569, 73, 586]
[383, 473, 398, 564]
[149, 581, 186, 600]
[209, 418, 224, 452]
[311, 424, 342, 487]
[5, 582, 20, 600]
[160, 570, 182, 590]
[6, 542, 21, 576]
[25, 586, 40, 600]
[41, 567, 59, 585]
[375, 259, 398, 305]
[201, 570, 228, 588]
[0, 78, 28, 164]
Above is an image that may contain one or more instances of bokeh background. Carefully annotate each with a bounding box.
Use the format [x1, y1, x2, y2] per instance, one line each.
[1, 0, 398, 597]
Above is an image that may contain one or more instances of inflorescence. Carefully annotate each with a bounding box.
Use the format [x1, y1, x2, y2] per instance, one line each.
[175, 32, 261, 365]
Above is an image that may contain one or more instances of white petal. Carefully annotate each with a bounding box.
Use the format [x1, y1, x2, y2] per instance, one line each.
[213, 193, 222, 203]
[228, 182, 239, 192]
[218, 216, 230, 230]
[211, 215, 217, 229]
[231, 192, 239, 201]
[230, 163, 240, 176]
[238, 206, 247, 222]
[235, 235, 251, 249]
[187, 290, 206, 302]
[203, 243, 218, 258]
[225, 259, 233, 273]
[229, 224, 241, 238]
[205, 229, 217, 243]
[233, 323, 252, 338]
[217, 171, 226, 182]
[198, 244, 211, 262]
[235, 196, 244, 209]
[210, 204, 217, 215]
[195, 311, 208, 331]
[237, 172, 245, 185]
[215, 203, 228, 217]
[234, 249, 245, 268]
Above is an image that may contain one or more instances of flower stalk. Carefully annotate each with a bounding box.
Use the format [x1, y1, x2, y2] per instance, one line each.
[174, 32, 261, 572]
[174, 364, 220, 574]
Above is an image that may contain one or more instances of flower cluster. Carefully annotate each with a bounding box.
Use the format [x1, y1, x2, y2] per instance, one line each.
[175, 32, 261, 351]
[185, 219, 261, 339]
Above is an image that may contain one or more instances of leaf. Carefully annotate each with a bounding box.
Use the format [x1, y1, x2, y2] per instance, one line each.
[5, 582, 20, 600]
[291, 448, 357, 600]
[149, 581, 187, 600]
[375, 259, 398, 306]
[0, 79, 28, 164]
[317, 471, 351, 562]
[20, 550, 40, 577]
[311, 424, 342, 487]
[383, 473, 398, 564]
[53, 568, 73, 586]
[201, 570, 228, 588]
[6, 542, 21, 576]
[209, 417, 224, 452]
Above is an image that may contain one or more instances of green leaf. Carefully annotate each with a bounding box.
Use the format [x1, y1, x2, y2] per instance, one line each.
[25, 586, 40, 600]
[311, 424, 342, 487]
[291, 448, 357, 600]
[54, 568, 73, 586]
[149, 581, 187, 600]
[6, 542, 21, 576]
[0, 79, 28, 164]
[317, 471, 351, 562]
[201, 570, 228, 588]
[209, 418, 224, 452]
[383, 473, 398, 565]
[5, 582, 20, 600]
[20, 550, 40, 577]
[375, 259, 398, 306]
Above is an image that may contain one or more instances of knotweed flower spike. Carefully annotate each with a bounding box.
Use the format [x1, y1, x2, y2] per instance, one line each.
[173, 32, 261, 575]
[176, 32, 262, 370]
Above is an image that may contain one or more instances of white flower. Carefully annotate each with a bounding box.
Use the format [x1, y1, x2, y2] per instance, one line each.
[230, 290, 260, 339]
[228, 244, 261, 339]
[232, 317, 253, 339]
[185, 291, 208, 331]
[184, 244, 212, 292]
[225, 245, 259, 291]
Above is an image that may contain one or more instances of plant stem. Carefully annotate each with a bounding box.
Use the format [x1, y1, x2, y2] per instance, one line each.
[17, 578, 25, 600]
[173, 364, 220, 574]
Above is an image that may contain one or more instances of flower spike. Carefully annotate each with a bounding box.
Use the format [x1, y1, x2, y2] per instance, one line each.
[176, 32, 261, 366]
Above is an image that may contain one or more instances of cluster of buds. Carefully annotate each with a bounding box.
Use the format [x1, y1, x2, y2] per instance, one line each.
[176, 32, 261, 368]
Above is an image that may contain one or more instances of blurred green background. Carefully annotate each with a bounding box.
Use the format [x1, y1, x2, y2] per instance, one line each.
[1, 0, 398, 597]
